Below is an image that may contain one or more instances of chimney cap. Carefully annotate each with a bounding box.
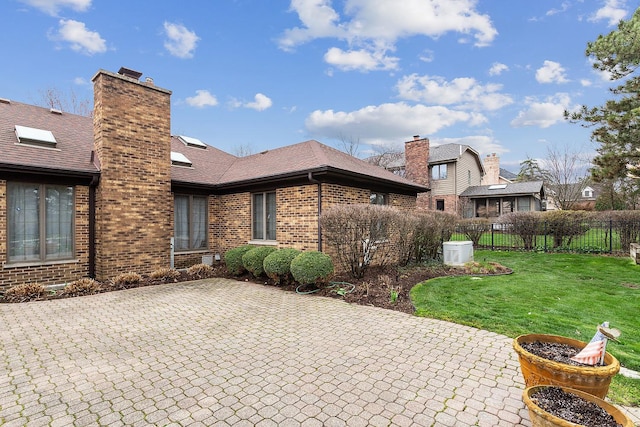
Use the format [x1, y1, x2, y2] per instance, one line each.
[413, 135, 420, 140]
[118, 67, 143, 80]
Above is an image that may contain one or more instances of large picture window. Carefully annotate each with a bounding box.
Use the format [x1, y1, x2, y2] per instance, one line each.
[252, 192, 276, 241]
[174, 195, 208, 251]
[8, 182, 74, 262]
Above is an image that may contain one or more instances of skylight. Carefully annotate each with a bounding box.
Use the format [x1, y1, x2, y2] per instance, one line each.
[15, 125, 57, 147]
[171, 151, 192, 167]
[488, 184, 507, 190]
[177, 135, 207, 149]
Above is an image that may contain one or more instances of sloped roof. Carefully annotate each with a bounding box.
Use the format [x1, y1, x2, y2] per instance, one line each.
[460, 181, 544, 198]
[500, 168, 518, 181]
[0, 100, 98, 176]
[429, 143, 474, 163]
[0, 100, 426, 193]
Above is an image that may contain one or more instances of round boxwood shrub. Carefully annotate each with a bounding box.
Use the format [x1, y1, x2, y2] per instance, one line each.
[290, 251, 334, 286]
[263, 248, 302, 284]
[242, 246, 278, 278]
[224, 245, 255, 275]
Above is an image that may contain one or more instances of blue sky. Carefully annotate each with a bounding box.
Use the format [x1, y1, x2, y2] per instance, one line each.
[0, 0, 635, 173]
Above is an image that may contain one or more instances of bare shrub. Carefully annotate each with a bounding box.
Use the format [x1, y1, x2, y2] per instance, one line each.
[457, 218, 490, 246]
[542, 210, 592, 248]
[149, 267, 181, 281]
[187, 263, 213, 279]
[499, 212, 542, 250]
[4, 282, 46, 302]
[63, 278, 101, 296]
[112, 272, 142, 289]
[321, 204, 398, 278]
[414, 211, 457, 262]
[391, 211, 419, 266]
[599, 210, 640, 251]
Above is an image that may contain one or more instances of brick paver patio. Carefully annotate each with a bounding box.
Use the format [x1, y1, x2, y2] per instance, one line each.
[1, 278, 535, 426]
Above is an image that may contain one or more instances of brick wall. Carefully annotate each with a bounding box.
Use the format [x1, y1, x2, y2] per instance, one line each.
[0, 181, 91, 290]
[214, 192, 252, 255]
[277, 185, 320, 251]
[482, 153, 500, 186]
[92, 70, 173, 281]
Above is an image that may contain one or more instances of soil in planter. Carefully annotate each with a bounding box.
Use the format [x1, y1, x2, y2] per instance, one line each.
[531, 386, 622, 427]
[521, 341, 595, 367]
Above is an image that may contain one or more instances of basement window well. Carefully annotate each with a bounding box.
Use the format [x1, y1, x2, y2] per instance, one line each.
[15, 125, 57, 147]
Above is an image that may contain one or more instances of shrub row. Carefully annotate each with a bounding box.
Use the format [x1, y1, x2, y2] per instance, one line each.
[320, 204, 457, 278]
[224, 246, 334, 286]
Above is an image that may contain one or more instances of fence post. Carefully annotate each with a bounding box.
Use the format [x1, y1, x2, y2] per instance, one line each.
[491, 224, 495, 251]
[609, 219, 613, 254]
[544, 220, 547, 253]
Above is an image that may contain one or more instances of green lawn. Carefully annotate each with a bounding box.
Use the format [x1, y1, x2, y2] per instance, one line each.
[410, 250, 640, 406]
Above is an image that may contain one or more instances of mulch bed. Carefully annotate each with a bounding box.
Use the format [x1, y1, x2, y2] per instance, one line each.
[1, 262, 511, 313]
[530, 386, 621, 427]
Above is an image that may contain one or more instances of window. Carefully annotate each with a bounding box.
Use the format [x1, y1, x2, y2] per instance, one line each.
[583, 188, 593, 198]
[174, 195, 208, 251]
[517, 197, 531, 212]
[370, 192, 387, 205]
[436, 199, 445, 211]
[431, 164, 447, 180]
[253, 192, 276, 241]
[7, 183, 74, 262]
[468, 170, 471, 185]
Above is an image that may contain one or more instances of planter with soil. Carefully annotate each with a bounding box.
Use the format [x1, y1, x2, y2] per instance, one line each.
[513, 334, 620, 399]
[523, 385, 633, 427]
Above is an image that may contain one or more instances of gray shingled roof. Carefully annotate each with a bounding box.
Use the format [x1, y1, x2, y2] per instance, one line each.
[429, 143, 474, 163]
[460, 181, 544, 197]
[1, 100, 427, 193]
[500, 168, 518, 181]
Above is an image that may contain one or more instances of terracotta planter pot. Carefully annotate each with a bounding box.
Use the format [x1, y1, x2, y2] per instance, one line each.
[523, 385, 633, 427]
[513, 334, 620, 398]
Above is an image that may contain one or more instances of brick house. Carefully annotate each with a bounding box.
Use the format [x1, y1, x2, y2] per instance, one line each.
[0, 68, 427, 289]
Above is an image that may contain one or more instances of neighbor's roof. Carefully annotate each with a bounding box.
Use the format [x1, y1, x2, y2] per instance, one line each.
[0, 100, 427, 193]
[429, 143, 476, 163]
[0, 99, 98, 176]
[500, 168, 518, 181]
[460, 181, 544, 197]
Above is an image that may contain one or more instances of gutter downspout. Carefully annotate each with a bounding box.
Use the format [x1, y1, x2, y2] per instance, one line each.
[308, 172, 322, 252]
[88, 174, 99, 279]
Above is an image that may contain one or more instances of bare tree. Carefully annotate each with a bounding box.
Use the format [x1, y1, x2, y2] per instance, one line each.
[38, 87, 93, 117]
[544, 144, 591, 210]
[366, 144, 405, 176]
[337, 133, 361, 157]
[232, 143, 253, 157]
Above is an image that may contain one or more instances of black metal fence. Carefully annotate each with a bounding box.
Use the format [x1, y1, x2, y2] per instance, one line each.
[452, 219, 640, 255]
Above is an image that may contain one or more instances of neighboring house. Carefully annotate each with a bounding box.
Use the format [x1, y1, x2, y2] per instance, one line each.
[545, 183, 598, 211]
[0, 67, 427, 289]
[459, 181, 545, 218]
[371, 137, 545, 217]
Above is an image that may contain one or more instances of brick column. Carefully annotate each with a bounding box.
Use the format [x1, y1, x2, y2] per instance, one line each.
[404, 135, 430, 209]
[92, 69, 173, 280]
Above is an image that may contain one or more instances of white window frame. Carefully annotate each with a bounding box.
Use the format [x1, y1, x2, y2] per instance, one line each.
[252, 191, 277, 241]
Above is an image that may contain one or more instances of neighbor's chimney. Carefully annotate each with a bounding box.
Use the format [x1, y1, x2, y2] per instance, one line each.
[404, 135, 430, 209]
[482, 152, 501, 186]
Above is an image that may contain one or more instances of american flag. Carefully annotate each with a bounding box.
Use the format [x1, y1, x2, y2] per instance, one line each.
[570, 323, 608, 366]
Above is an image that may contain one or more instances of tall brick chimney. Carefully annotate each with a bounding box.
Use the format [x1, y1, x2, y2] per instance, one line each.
[404, 135, 430, 209]
[482, 153, 500, 186]
[92, 68, 173, 280]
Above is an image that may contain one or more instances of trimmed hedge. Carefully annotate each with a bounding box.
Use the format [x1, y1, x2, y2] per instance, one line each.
[290, 251, 334, 285]
[242, 246, 278, 278]
[224, 245, 255, 275]
[263, 248, 302, 284]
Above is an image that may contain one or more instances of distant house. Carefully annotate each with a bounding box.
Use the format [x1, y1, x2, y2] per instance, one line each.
[546, 183, 598, 211]
[0, 67, 427, 289]
[370, 137, 545, 217]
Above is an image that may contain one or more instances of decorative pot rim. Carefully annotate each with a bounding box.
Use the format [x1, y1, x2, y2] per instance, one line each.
[523, 385, 633, 427]
[514, 334, 620, 376]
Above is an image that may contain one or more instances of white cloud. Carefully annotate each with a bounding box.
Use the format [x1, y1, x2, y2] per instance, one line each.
[580, 79, 592, 87]
[163, 22, 199, 59]
[510, 93, 572, 128]
[535, 60, 569, 84]
[588, 0, 628, 26]
[395, 74, 513, 111]
[279, 0, 497, 70]
[245, 93, 273, 111]
[52, 19, 106, 55]
[73, 77, 89, 85]
[20, 0, 91, 15]
[323, 47, 398, 71]
[185, 90, 218, 108]
[489, 62, 508, 76]
[546, 2, 570, 16]
[305, 102, 486, 146]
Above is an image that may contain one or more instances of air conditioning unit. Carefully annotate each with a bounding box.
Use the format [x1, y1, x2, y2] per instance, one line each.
[443, 241, 474, 266]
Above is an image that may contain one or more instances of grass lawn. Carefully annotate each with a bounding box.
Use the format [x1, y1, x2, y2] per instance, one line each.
[410, 250, 640, 406]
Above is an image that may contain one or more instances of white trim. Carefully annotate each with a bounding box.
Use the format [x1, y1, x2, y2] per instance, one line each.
[248, 240, 278, 246]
